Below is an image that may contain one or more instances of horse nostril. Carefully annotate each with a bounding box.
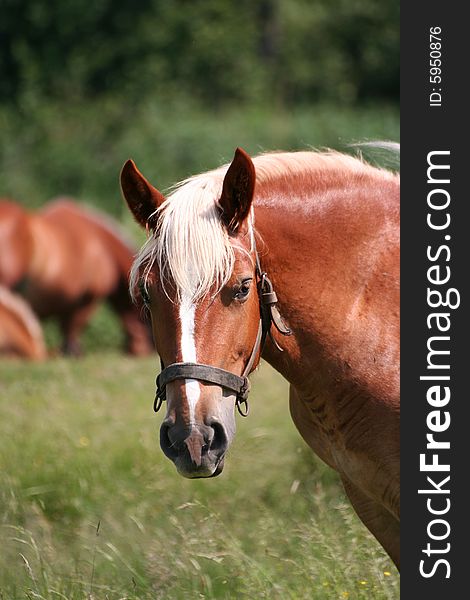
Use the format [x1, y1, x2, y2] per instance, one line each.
[160, 419, 228, 465]
[209, 421, 228, 453]
[160, 421, 180, 460]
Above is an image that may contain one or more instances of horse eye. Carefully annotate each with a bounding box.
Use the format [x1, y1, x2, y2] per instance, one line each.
[139, 281, 151, 305]
[234, 279, 252, 301]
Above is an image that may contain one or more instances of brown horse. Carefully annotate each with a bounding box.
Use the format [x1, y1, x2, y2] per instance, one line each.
[0, 198, 152, 355]
[0, 285, 46, 360]
[0, 199, 32, 289]
[121, 147, 400, 567]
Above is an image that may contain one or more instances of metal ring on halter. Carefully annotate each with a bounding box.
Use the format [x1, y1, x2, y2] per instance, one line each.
[153, 393, 164, 413]
[260, 271, 267, 290]
[236, 396, 249, 417]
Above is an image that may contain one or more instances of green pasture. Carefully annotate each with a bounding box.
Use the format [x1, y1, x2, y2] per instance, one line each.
[0, 354, 398, 599]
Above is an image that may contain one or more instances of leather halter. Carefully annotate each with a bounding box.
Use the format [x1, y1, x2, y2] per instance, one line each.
[153, 243, 291, 417]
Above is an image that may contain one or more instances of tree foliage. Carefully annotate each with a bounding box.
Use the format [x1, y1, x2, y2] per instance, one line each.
[1, 0, 398, 107]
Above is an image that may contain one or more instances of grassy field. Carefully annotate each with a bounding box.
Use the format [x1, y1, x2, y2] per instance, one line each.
[0, 354, 398, 599]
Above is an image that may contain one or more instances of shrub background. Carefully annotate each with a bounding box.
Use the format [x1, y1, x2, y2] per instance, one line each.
[1, 0, 399, 217]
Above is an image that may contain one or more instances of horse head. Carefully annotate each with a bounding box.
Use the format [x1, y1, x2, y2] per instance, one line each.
[121, 149, 264, 478]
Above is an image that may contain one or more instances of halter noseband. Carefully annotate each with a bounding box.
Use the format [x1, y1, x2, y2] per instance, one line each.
[153, 245, 291, 417]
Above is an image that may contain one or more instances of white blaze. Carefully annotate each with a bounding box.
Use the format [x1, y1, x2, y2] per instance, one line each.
[179, 295, 200, 424]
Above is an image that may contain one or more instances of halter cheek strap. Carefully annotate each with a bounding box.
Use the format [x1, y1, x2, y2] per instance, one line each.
[153, 248, 291, 417]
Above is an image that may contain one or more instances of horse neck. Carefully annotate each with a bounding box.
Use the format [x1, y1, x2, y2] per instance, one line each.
[28, 203, 134, 292]
[92, 223, 137, 310]
[72, 204, 136, 271]
[71, 205, 137, 296]
[253, 170, 400, 403]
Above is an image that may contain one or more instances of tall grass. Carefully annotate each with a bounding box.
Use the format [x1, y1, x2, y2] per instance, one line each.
[0, 355, 398, 598]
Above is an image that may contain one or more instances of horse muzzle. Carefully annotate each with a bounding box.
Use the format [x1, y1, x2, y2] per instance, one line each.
[160, 418, 228, 478]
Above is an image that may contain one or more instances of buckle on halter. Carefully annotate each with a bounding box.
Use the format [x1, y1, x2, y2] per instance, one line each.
[235, 377, 250, 417]
[153, 393, 164, 413]
[154, 372, 166, 412]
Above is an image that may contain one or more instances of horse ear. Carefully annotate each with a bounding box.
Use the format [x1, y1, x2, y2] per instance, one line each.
[219, 147, 255, 233]
[120, 159, 166, 229]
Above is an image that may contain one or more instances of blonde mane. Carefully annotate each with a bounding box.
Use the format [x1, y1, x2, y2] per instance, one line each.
[130, 149, 399, 303]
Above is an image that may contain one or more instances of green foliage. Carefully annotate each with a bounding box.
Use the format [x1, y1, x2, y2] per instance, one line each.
[1, 0, 399, 223]
[1, 0, 398, 108]
[0, 356, 399, 598]
[0, 0, 399, 270]
[0, 99, 399, 217]
[278, 0, 399, 103]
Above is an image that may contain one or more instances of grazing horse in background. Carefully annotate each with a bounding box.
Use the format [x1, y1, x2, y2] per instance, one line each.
[121, 147, 400, 567]
[0, 198, 152, 355]
[0, 285, 46, 360]
[0, 199, 32, 289]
